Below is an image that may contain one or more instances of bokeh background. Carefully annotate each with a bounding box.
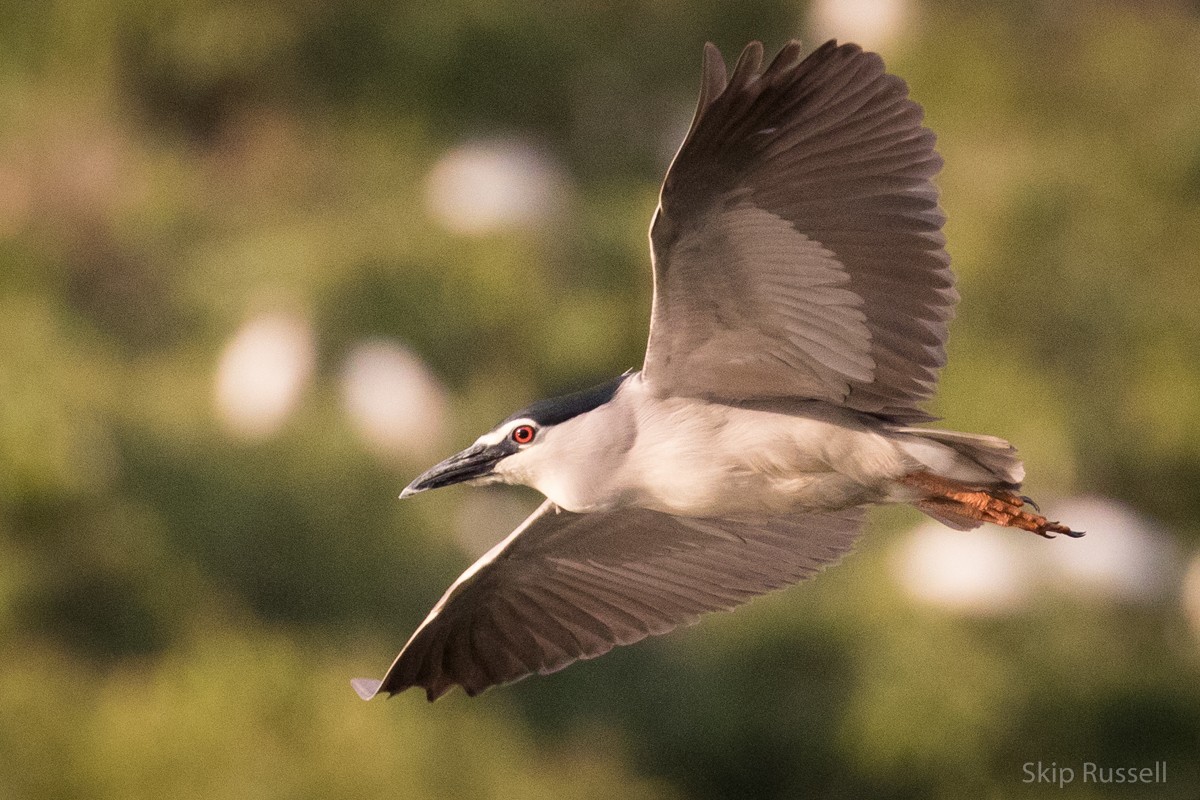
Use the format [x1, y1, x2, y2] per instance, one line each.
[3, 0, 1200, 797]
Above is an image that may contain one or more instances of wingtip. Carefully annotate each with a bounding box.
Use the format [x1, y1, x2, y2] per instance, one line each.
[425, 680, 455, 702]
[763, 40, 806, 80]
[699, 42, 729, 108]
[736, 40, 765, 69]
[351, 677, 384, 701]
[725, 41, 765, 93]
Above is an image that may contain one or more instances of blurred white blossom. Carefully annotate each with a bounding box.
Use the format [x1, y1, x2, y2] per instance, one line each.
[894, 524, 1031, 614]
[808, 0, 912, 51]
[894, 495, 1179, 614]
[340, 339, 448, 462]
[215, 313, 314, 439]
[1040, 496, 1178, 603]
[1183, 552, 1200, 642]
[425, 139, 567, 235]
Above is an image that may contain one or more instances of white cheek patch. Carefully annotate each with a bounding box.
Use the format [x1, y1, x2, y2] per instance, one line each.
[477, 418, 537, 447]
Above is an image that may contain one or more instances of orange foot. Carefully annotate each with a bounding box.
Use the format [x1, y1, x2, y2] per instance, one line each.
[902, 472, 1084, 539]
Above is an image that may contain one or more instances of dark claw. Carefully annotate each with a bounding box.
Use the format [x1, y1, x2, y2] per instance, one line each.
[1039, 521, 1085, 539]
[1019, 495, 1041, 512]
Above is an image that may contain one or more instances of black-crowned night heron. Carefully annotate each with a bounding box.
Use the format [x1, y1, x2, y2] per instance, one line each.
[354, 39, 1081, 703]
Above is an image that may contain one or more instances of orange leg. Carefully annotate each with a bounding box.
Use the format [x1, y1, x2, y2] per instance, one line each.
[902, 472, 1084, 539]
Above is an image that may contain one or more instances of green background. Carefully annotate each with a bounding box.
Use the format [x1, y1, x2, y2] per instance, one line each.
[2, 0, 1199, 797]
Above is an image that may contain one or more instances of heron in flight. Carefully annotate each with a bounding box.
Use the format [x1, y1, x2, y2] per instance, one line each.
[353, 39, 1080, 703]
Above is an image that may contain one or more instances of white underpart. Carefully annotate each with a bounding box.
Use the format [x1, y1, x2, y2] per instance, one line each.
[492, 373, 996, 517]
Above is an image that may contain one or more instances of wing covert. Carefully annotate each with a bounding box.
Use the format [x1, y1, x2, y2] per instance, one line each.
[644, 40, 955, 421]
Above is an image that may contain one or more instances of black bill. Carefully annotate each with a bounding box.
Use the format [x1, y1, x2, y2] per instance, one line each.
[400, 441, 514, 498]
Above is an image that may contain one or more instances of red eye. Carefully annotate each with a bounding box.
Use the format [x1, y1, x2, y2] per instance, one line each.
[511, 425, 536, 444]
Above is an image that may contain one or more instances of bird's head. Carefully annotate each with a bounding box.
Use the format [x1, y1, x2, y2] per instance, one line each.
[399, 373, 632, 499]
[399, 417, 541, 497]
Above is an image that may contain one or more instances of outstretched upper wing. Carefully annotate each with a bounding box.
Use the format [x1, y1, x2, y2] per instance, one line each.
[353, 501, 863, 701]
[643, 40, 955, 422]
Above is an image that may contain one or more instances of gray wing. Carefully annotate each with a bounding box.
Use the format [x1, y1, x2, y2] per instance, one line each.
[353, 500, 863, 701]
[643, 40, 955, 422]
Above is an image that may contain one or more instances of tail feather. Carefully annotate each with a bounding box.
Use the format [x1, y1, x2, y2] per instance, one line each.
[894, 427, 1025, 487]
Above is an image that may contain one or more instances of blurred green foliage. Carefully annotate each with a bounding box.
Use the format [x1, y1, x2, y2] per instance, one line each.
[2, 0, 1200, 797]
